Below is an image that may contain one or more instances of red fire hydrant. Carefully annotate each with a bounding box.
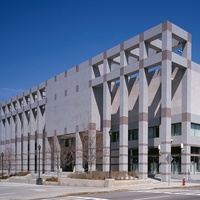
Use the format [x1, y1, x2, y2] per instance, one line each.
[182, 177, 186, 186]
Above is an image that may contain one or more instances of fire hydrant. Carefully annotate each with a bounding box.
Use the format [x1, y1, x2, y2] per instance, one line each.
[182, 177, 186, 186]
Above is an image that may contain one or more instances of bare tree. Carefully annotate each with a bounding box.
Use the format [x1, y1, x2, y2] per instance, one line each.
[46, 130, 106, 178]
[62, 137, 76, 171]
[78, 130, 104, 177]
[46, 136, 76, 177]
[4, 147, 15, 176]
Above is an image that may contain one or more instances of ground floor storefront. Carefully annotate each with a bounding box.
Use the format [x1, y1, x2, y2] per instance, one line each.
[127, 146, 200, 176]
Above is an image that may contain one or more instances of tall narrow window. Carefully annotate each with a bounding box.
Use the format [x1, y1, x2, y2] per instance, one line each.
[148, 126, 159, 138]
[191, 123, 200, 136]
[171, 123, 181, 136]
[128, 129, 138, 140]
[111, 131, 119, 142]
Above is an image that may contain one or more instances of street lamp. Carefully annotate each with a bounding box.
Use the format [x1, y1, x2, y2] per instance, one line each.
[1, 152, 4, 179]
[36, 144, 42, 185]
[109, 129, 112, 178]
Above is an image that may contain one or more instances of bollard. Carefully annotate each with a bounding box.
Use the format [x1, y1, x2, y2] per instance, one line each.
[182, 177, 185, 186]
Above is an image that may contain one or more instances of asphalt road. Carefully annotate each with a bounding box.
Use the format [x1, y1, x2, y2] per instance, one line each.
[1, 182, 200, 200]
[43, 188, 200, 200]
[0, 182, 98, 200]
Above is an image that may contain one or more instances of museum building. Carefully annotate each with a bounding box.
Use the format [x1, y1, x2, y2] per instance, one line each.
[1, 21, 200, 181]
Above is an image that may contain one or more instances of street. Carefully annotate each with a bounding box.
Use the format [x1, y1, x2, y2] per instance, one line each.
[1, 181, 200, 200]
[0, 182, 103, 200]
[42, 188, 200, 200]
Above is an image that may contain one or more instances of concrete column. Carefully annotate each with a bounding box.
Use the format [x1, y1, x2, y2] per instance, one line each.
[0, 120, 5, 153]
[160, 60, 172, 182]
[30, 108, 37, 172]
[182, 33, 192, 60]
[119, 49, 128, 172]
[5, 117, 14, 174]
[23, 111, 29, 172]
[181, 34, 192, 177]
[182, 144, 191, 179]
[75, 127, 83, 172]
[11, 117, 15, 152]
[88, 130, 96, 172]
[0, 120, 6, 172]
[138, 34, 148, 179]
[45, 135, 51, 173]
[42, 107, 46, 174]
[138, 67, 148, 179]
[19, 113, 24, 172]
[37, 105, 44, 173]
[11, 116, 16, 172]
[119, 74, 128, 171]
[16, 114, 22, 172]
[53, 136, 60, 173]
[5, 118, 10, 148]
[103, 57, 111, 172]
[160, 23, 172, 182]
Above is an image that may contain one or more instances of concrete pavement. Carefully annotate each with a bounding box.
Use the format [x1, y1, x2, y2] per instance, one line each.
[117, 178, 200, 191]
[0, 178, 200, 199]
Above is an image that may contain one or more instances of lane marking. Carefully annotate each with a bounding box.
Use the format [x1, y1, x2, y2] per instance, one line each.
[134, 190, 200, 196]
[184, 193, 195, 195]
[32, 189, 46, 191]
[0, 193, 16, 196]
[133, 195, 170, 200]
[68, 197, 109, 200]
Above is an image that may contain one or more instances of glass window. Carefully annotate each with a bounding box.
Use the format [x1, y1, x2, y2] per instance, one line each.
[190, 156, 200, 174]
[18, 98, 23, 107]
[65, 138, 73, 147]
[111, 131, 119, 142]
[7, 104, 11, 112]
[32, 92, 37, 102]
[171, 123, 181, 136]
[128, 129, 138, 140]
[25, 95, 30, 104]
[148, 126, 159, 138]
[155, 127, 159, 137]
[40, 88, 46, 99]
[191, 147, 200, 174]
[148, 127, 154, 138]
[191, 147, 200, 154]
[13, 101, 17, 110]
[2, 106, 6, 114]
[191, 123, 200, 136]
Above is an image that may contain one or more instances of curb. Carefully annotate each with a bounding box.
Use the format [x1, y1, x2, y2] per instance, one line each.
[153, 184, 200, 190]
[58, 189, 129, 197]
[48, 184, 200, 198]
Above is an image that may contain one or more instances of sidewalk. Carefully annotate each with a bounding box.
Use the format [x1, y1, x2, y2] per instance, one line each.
[115, 178, 200, 191]
[52, 178, 200, 198]
[0, 178, 200, 200]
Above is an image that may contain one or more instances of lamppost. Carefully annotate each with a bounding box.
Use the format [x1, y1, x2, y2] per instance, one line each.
[36, 144, 42, 185]
[109, 129, 112, 178]
[1, 152, 4, 179]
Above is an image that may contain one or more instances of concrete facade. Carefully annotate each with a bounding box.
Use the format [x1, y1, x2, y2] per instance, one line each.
[1, 21, 200, 181]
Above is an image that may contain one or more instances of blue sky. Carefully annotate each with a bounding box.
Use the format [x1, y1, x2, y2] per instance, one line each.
[0, 0, 200, 103]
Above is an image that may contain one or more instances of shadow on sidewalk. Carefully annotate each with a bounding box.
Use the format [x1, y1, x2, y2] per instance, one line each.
[148, 174, 161, 182]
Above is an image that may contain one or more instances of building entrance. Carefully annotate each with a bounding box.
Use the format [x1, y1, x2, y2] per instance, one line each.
[148, 148, 159, 175]
[148, 156, 159, 175]
[128, 149, 138, 172]
[171, 147, 181, 174]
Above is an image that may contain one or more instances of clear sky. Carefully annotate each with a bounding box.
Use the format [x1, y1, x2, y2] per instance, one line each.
[0, 0, 200, 103]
